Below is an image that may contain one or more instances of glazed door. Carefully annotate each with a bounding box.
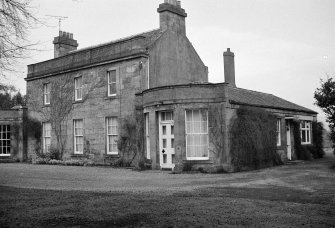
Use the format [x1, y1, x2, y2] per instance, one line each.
[159, 111, 175, 169]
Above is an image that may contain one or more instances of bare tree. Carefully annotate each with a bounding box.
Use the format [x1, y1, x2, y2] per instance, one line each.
[0, 0, 38, 78]
[28, 74, 105, 159]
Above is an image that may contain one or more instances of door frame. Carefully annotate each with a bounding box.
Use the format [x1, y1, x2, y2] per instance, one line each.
[285, 119, 292, 160]
[158, 111, 175, 169]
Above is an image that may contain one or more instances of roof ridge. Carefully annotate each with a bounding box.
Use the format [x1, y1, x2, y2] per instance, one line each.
[230, 86, 317, 114]
[234, 86, 274, 96]
[69, 28, 161, 54]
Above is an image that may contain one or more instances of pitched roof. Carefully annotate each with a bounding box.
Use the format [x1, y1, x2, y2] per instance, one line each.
[228, 87, 317, 114]
[27, 29, 165, 79]
[70, 29, 164, 54]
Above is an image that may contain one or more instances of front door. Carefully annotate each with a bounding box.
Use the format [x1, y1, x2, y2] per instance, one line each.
[159, 111, 175, 169]
[286, 121, 292, 160]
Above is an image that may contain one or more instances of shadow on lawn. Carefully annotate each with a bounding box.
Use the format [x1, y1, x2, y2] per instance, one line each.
[38, 213, 151, 227]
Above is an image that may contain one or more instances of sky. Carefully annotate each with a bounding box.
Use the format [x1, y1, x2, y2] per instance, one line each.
[3, 0, 335, 125]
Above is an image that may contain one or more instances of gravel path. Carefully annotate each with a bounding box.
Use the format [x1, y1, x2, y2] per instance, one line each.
[1, 151, 334, 194]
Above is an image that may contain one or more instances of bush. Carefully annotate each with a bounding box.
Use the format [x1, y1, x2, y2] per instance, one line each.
[64, 159, 84, 166]
[312, 121, 325, 158]
[182, 162, 193, 172]
[230, 107, 283, 171]
[292, 121, 325, 160]
[23, 116, 42, 142]
[111, 157, 133, 167]
[48, 159, 63, 165]
[134, 157, 152, 171]
[48, 147, 61, 160]
[33, 157, 48, 164]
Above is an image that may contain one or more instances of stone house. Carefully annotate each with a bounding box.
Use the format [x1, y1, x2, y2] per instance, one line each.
[25, 0, 317, 169]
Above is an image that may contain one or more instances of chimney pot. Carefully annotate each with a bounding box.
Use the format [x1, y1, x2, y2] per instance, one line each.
[157, 0, 187, 34]
[53, 30, 78, 58]
[223, 48, 236, 87]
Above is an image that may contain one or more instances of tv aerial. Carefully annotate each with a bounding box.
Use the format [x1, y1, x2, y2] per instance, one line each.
[46, 15, 68, 32]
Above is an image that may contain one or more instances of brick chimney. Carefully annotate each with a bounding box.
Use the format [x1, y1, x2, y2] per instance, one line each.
[157, 0, 187, 35]
[53, 31, 78, 58]
[223, 48, 236, 87]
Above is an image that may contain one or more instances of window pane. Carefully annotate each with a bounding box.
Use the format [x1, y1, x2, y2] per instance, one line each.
[302, 130, 306, 142]
[163, 139, 166, 148]
[171, 125, 174, 135]
[307, 131, 310, 142]
[193, 110, 200, 121]
[166, 112, 171, 121]
[186, 122, 192, 134]
[193, 122, 200, 134]
[162, 126, 166, 135]
[171, 139, 174, 148]
[109, 70, 116, 82]
[200, 110, 207, 121]
[186, 110, 192, 121]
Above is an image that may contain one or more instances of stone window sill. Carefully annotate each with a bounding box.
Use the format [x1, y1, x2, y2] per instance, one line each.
[73, 100, 83, 104]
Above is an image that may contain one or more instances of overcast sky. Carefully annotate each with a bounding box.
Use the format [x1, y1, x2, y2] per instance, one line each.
[4, 0, 335, 125]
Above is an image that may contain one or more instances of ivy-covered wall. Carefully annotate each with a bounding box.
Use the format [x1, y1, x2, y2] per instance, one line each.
[292, 120, 324, 160]
[229, 107, 283, 171]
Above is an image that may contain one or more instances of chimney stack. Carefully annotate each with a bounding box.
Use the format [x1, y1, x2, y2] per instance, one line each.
[157, 0, 187, 35]
[53, 31, 78, 58]
[223, 48, 236, 87]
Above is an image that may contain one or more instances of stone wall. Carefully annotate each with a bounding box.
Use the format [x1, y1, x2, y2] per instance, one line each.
[26, 57, 148, 162]
[149, 30, 208, 88]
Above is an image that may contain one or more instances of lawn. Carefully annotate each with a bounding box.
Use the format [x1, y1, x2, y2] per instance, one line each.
[0, 152, 334, 227]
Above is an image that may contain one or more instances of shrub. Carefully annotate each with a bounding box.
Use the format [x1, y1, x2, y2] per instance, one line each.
[83, 160, 95, 167]
[64, 159, 84, 166]
[182, 162, 193, 172]
[48, 159, 63, 165]
[111, 157, 133, 167]
[48, 147, 61, 160]
[292, 120, 324, 161]
[134, 157, 152, 171]
[312, 121, 325, 158]
[230, 107, 283, 171]
[33, 157, 48, 164]
[23, 116, 42, 142]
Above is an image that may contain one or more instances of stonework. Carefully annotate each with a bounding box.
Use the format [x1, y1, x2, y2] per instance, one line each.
[24, 0, 317, 170]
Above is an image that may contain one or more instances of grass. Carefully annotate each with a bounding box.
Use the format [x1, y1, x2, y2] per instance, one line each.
[0, 184, 334, 227]
[1, 151, 335, 227]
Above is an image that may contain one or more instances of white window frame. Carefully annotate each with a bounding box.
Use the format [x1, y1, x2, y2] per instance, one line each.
[43, 122, 51, 153]
[145, 113, 150, 159]
[276, 119, 281, 146]
[73, 119, 84, 154]
[107, 70, 117, 97]
[106, 117, 118, 155]
[0, 125, 11, 156]
[300, 120, 311, 144]
[74, 76, 83, 101]
[185, 109, 209, 160]
[43, 83, 50, 105]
